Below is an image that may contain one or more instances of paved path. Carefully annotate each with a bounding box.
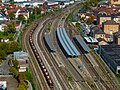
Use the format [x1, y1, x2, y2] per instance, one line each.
[27, 80, 32, 90]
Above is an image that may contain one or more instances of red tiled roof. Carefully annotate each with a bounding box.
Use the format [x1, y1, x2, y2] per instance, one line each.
[19, 62, 26, 65]
[113, 0, 118, 2]
[2, 38, 9, 40]
[3, 21, 20, 26]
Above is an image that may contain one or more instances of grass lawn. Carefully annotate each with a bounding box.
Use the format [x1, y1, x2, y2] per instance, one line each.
[22, 68, 36, 90]
[0, 32, 14, 41]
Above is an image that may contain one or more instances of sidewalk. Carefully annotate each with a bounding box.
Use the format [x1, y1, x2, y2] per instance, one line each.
[27, 80, 32, 90]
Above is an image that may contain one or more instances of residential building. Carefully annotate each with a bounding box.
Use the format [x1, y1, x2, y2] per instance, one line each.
[18, 59, 26, 72]
[14, 51, 29, 60]
[102, 20, 119, 34]
[2, 20, 22, 31]
[0, 12, 8, 22]
[97, 14, 112, 25]
[99, 45, 120, 74]
[97, 38, 108, 45]
[114, 31, 120, 45]
[1, 38, 9, 42]
[16, 10, 29, 20]
[90, 25, 112, 42]
[90, 25, 105, 39]
[111, 0, 120, 4]
[0, 81, 7, 90]
[113, 13, 120, 23]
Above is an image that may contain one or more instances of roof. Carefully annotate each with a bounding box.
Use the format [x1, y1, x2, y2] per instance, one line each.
[57, 28, 80, 57]
[14, 51, 28, 60]
[84, 37, 98, 43]
[44, 33, 56, 52]
[0, 81, 7, 90]
[97, 13, 111, 17]
[74, 35, 90, 53]
[90, 26, 104, 34]
[101, 45, 120, 66]
[114, 31, 120, 38]
[103, 20, 118, 25]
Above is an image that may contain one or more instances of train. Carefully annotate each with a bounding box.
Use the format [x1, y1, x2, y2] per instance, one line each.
[29, 23, 54, 88]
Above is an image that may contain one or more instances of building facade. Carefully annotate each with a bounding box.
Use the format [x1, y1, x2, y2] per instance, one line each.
[103, 20, 119, 34]
[99, 45, 120, 74]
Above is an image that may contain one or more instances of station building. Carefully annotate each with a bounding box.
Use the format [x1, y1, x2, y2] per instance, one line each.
[99, 45, 120, 74]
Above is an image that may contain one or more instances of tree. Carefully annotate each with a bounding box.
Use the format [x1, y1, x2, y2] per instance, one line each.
[13, 60, 19, 69]
[75, 23, 80, 27]
[8, 12, 15, 20]
[0, 50, 7, 59]
[86, 15, 94, 25]
[18, 15, 25, 23]
[9, 41, 20, 53]
[0, 42, 9, 54]
[16, 84, 26, 90]
[7, 21, 16, 33]
[9, 67, 18, 77]
[18, 73, 27, 81]
[67, 76, 73, 82]
[19, 81, 27, 89]
[4, 26, 8, 35]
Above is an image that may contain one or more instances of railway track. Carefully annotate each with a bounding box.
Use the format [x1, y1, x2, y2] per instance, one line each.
[37, 20, 72, 90]
[23, 2, 95, 90]
[64, 14, 118, 90]
[23, 21, 50, 90]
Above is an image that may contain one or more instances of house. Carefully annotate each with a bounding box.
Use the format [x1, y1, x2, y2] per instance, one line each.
[97, 13, 112, 25]
[17, 10, 29, 21]
[1, 38, 9, 42]
[111, 0, 120, 4]
[113, 13, 120, 23]
[90, 25, 105, 39]
[97, 38, 108, 45]
[14, 51, 29, 60]
[2, 20, 22, 31]
[0, 12, 8, 22]
[90, 25, 112, 42]
[114, 31, 120, 45]
[0, 81, 7, 90]
[18, 59, 26, 72]
[102, 20, 119, 35]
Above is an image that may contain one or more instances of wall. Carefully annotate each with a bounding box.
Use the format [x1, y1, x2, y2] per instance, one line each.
[104, 24, 119, 34]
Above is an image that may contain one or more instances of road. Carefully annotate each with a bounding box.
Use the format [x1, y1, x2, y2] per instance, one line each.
[14, 24, 25, 41]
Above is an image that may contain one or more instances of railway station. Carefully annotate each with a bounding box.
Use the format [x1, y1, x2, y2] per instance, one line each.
[73, 35, 90, 53]
[44, 33, 56, 52]
[99, 45, 120, 74]
[56, 28, 80, 57]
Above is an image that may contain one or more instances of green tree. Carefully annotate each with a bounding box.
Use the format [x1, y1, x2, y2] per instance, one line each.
[4, 26, 8, 35]
[9, 67, 18, 77]
[8, 12, 15, 20]
[75, 23, 80, 27]
[18, 15, 25, 23]
[0, 50, 7, 59]
[9, 41, 20, 53]
[19, 81, 27, 89]
[67, 76, 73, 82]
[18, 73, 27, 81]
[17, 84, 26, 90]
[13, 60, 19, 69]
[0, 42, 9, 54]
[7, 21, 16, 33]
